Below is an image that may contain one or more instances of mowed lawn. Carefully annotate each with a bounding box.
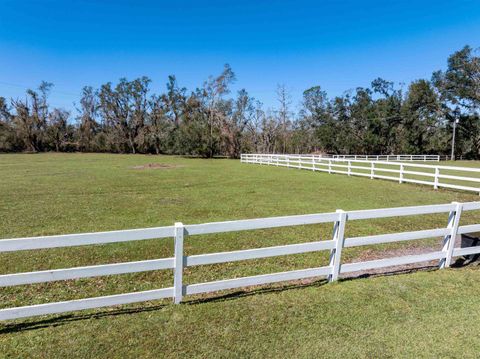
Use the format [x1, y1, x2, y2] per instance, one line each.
[1, 153, 480, 357]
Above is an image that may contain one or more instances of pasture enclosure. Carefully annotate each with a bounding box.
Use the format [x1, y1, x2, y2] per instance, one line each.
[241, 154, 480, 194]
[2, 154, 480, 357]
[1, 200, 480, 321]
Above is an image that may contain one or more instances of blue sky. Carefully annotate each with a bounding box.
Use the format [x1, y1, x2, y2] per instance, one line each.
[1, 0, 480, 114]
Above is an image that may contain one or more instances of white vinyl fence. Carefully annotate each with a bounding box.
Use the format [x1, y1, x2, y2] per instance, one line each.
[322, 154, 440, 162]
[241, 154, 480, 195]
[1, 201, 480, 321]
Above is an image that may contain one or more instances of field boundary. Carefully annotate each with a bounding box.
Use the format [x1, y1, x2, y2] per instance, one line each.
[1, 201, 480, 321]
[312, 154, 440, 162]
[241, 154, 480, 194]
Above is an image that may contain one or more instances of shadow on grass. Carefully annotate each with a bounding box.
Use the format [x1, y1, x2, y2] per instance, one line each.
[1, 261, 478, 334]
[0, 304, 168, 335]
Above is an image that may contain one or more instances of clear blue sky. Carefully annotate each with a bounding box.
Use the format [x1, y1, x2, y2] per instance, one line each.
[1, 0, 480, 114]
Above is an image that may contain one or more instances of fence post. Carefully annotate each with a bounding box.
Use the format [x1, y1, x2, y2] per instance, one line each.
[328, 159, 332, 174]
[370, 162, 375, 179]
[312, 156, 315, 171]
[174, 222, 185, 304]
[439, 202, 463, 269]
[434, 167, 439, 190]
[329, 210, 347, 282]
[347, 161, 351, 176]
[399, 164, 404, 184]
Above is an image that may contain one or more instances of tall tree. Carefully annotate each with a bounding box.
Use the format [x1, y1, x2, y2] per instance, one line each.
[46, 108, 71, 152]
[276, 84, 292, 154]
[0, 97, 17, 151]
[180, 64, 235, 157]
[401, 79, 442, 154]
[98, 77, 151, 153]
[223, 89, 255, 158]
[77, 86, 99, 152]
[298, 86, 335, 153]
[11, 81, 53, 152]
[433, 46, 480, 158]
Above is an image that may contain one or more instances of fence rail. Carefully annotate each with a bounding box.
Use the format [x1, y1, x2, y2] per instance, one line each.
[318, 154, 440, 162]
[1, 201, 480, 321]
[241, 154, 480, 195]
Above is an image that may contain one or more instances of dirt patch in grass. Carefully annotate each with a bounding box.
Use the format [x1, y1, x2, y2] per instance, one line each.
[131, 163, 181, 170]
[341, 245, 441, 279]
[340, 236, 480, 279]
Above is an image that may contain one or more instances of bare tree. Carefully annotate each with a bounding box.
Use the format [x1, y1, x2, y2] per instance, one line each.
[11, 81, 52, 152]
[47, 108, 70, 152]
[276, 84, 292, 154]
[77, 86, 99, 152]
[98, 77, 151, 153]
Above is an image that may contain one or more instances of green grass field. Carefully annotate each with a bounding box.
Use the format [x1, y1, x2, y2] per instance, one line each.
[1, 153, 480, 358]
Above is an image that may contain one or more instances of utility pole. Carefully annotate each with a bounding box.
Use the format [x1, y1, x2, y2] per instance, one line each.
[450, 107, 460, 161]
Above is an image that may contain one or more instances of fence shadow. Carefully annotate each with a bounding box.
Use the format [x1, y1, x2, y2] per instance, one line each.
[0, 304, 168, 335]
[2, 261, 479, 334]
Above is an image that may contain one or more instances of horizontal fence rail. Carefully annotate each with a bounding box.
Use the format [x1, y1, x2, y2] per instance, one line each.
[241, 154, 480, 195]
[1, 201, 480, 321]
[315, 154, 440, 162]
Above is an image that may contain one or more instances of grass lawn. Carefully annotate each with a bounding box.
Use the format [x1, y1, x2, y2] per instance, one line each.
[1, 153, 480, 357]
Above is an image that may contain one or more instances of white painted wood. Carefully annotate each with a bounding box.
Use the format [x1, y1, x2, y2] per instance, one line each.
[453, 246, 480, 257]
[186, 240, 335, 266]
[185, 212, 339, 235]
[347, 203, 455, 220]
[461, 202, 480, 211]
[435, 182, 480, 192]
[458, 223, 480, 234]
[374, 174, 401, 181]
[348, 164, 371, 171]
[0, 258, 174, 287]
[438, 174, 480, 183]
[441, 203, 463, 268]
[185, 266, 332, 295]
[174, 222, 185, 304]
[0, 287, 174, 321]
[242, 154, 480, 193]
[373, 167, 403, 174]
[0, 226, 175, 252]
[434, 168, 440, 189]
[2, 200, 480, 321]
[328, 210, 347, 282]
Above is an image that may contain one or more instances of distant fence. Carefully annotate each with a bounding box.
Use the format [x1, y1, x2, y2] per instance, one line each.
[319, 154, 440, 162]
[1, 201, 480, 321]
[241, 154, 480, 195]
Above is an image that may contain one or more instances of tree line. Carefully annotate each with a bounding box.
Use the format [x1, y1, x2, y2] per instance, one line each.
[0, 46, 479, 158]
